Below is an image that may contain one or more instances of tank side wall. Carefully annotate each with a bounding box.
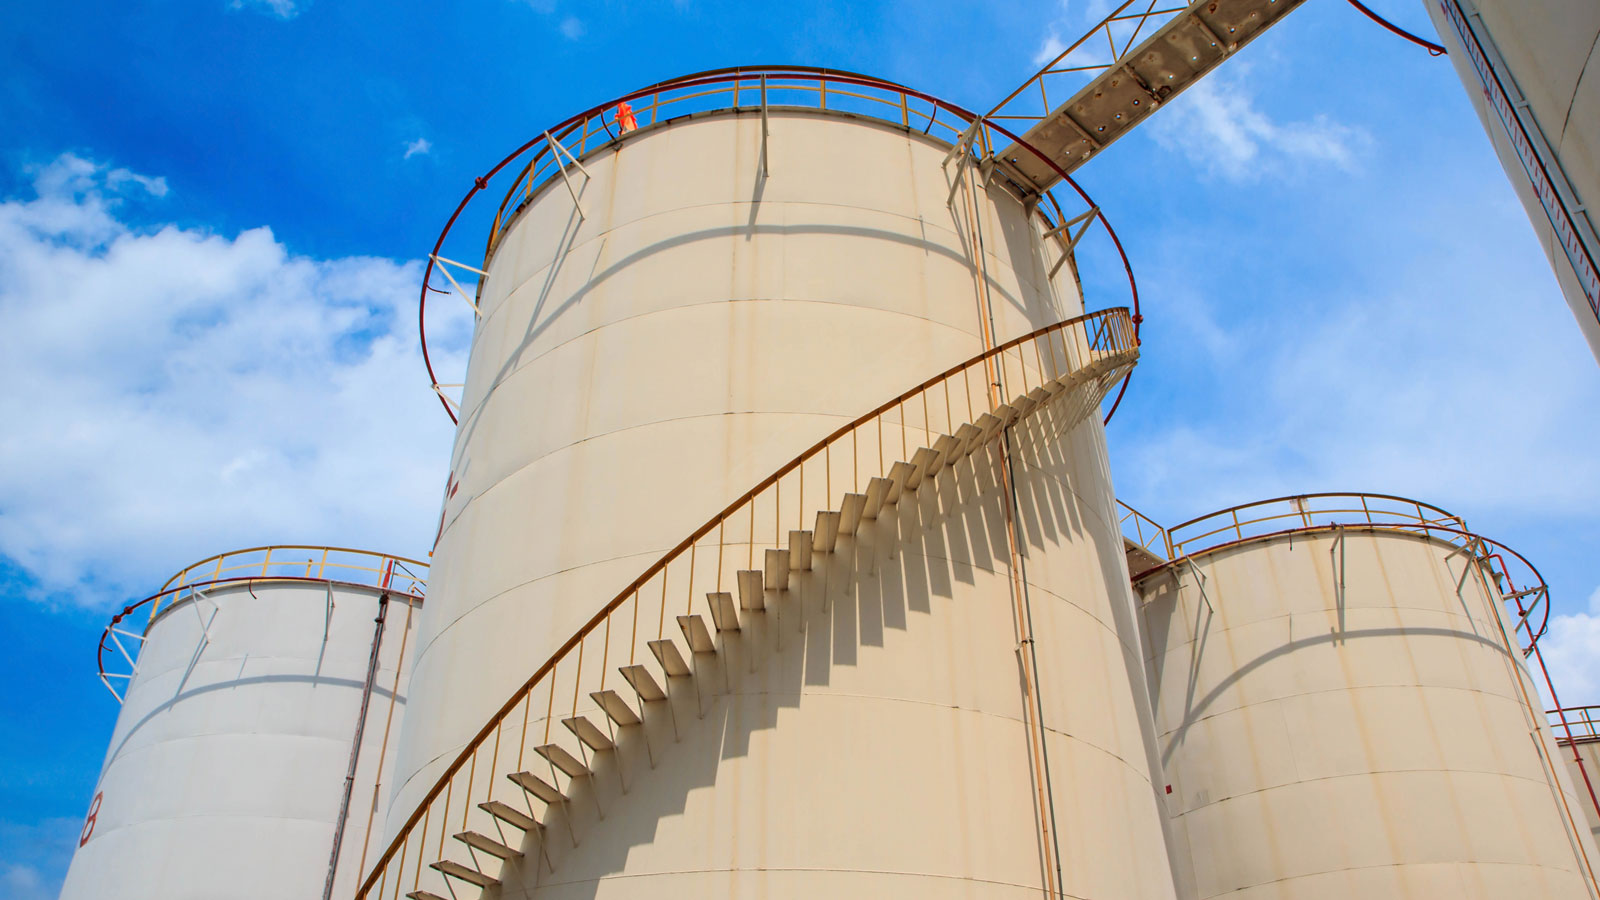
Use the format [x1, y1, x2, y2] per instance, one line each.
[1425, 0, 1600, 360]
[390, 108, 1083, 832]
[60, 583, 418, 900]
[1137, 530, 1599, 898]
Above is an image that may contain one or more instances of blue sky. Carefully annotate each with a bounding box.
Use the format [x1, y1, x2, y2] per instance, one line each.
[4, 1, 1598, 897]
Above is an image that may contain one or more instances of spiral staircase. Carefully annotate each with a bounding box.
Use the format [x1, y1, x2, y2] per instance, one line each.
[357, 307, 1139, 900]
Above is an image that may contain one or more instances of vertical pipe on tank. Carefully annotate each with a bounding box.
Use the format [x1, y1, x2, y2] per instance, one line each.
[324, 592, 390, 900]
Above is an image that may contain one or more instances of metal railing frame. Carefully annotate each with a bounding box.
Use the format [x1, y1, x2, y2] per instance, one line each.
[96, 546, 428, 703]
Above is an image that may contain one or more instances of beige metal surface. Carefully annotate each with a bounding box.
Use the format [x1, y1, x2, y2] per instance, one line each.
[1427, 0, 1600, 361]
[1552, 707, 1600, 844]
[1135, 524, 1600, 898]
[62, 569, 422, 900]
[380, 106, 1178, 899]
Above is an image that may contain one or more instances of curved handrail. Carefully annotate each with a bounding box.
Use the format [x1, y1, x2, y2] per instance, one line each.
[416, 65, 1143, 426]
[97, 546, 428, 703]
[355, 307, 1138, 898]
[1551, 706, 1600, 743]
[1120, 494, 1549, 655]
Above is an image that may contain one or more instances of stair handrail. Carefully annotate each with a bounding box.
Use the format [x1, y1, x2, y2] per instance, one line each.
[356, 306, 1138, 899]
[1550, 706, 1600, 743]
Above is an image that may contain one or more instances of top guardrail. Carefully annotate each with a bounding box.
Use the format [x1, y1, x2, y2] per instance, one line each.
[417, 65, 1145, 427]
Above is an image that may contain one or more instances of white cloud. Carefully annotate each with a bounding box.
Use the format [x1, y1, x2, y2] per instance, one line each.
[559, 15, 585, 40]
[1033, 33, 1067, 67]
[403, 138, 432, 160]
[229, 0, 298, 19]
[1541, 586, 1600, 710]
[0, 817, 78, 900]
[0, 154, 466, 606]
[1150, 70, 1367, 180]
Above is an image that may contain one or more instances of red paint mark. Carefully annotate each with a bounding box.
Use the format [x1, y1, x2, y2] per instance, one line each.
[79, 792, 102, 847]
[1164, 785, 1173, 795]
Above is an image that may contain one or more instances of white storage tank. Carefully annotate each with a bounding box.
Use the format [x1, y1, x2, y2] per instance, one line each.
[1426, 0, 1600, 360]
[371, 68, 1176, 900]
[1551, 705, 1600, 845]
[61, 546, 426, 900]
[1133, 494, 1600, 898]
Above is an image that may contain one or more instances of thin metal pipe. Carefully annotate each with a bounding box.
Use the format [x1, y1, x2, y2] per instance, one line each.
[324, 593, 390, 900]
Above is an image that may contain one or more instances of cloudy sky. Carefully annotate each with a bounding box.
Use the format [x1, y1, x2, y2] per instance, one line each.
[3, 1, 1597, 896]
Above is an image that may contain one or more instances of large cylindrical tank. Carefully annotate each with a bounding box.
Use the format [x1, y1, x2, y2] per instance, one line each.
[379, 71, 1177, 900]
[1551, 706, 1600, 845]
[1133, 495, 1600, 898]
[61, 546, 426, 900]
[1426, 0, 1600, 360]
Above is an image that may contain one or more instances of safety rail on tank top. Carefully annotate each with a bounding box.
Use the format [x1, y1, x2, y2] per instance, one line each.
[354, 307, 1139, 900]
[1552, 706, 1600, 744]
[1113, 493, 1551, 656]
[415, 66, 1145, 429]
[96, 546, 428, 703]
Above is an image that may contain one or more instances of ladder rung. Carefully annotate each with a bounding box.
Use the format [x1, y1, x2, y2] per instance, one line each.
[649, 639, 691, 677]
[479, 800, 540, 832]
[839, 492, 866, 535]
[507, 770, 565, 804]
[706, 591, 740, 632]
[886, 461, 913, 503]
[455, 830, 520, 859]
[620, 663, 667, 701]
[862, 477, 889, 519]
[590, 689, 641, 726]
[678, 614, 715, 653]
[933, 433, 960, 467]
[814, 510, 840, 552]
[907, 446, 938, 490]
[737, 569, 765, 610]
[432, 859, 497, 888]
[764, 548, 789, 592]
[535, 743, 589, 777]
[789, 529, 813, 571]
[564, 715, 614, 751]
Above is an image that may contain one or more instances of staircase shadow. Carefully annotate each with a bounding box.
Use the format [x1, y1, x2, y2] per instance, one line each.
[482, 396, 1120, 899]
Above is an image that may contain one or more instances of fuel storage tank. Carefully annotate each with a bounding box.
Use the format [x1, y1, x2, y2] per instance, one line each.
[1132, 494, 1600, 898]
[371, 68, 1177, 900]
[61, 546, 426, 900]
[1550, 706, 1600, 845]
[1426, 0, 1600, 361]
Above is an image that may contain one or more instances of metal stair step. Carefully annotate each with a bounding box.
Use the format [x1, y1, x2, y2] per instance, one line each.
[933, 433, 960, 467]
[678, 614, 715, 653]
[907, 446, 939, 490]
[507, 770, 565, 804]
[737, 569, 764, 610]
[955, 422, 981, 455]
[620, 663, 667, 701]
[649, 639, 691, 677]
[973, 412, 1002, 444]
[814, 510, 840, 552]
[839, 492, 866, 535]
[862, 476, 889, 519]
[706, 591, 740, 632]
[479, 800, 541, 832]
[886, 461, 913, 503]
[590, 689, 641, 726]
[789, 529, 813, 571]
[432, 859, 497, 888]
[407, 891, 448, 900]
[563, 715, 614, 751]
[535, 743, 589, 778]
[455, 830, 520, 859]
[763, 548, 789, 592]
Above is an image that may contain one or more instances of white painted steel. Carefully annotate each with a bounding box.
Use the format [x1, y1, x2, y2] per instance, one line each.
[1560, 737, 1600, 844]
[1136, 528, 1600, 899]
[60, 580, 419, 900]
[1426, 0, 1600, 361]
[387, 108, 1178, 897]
